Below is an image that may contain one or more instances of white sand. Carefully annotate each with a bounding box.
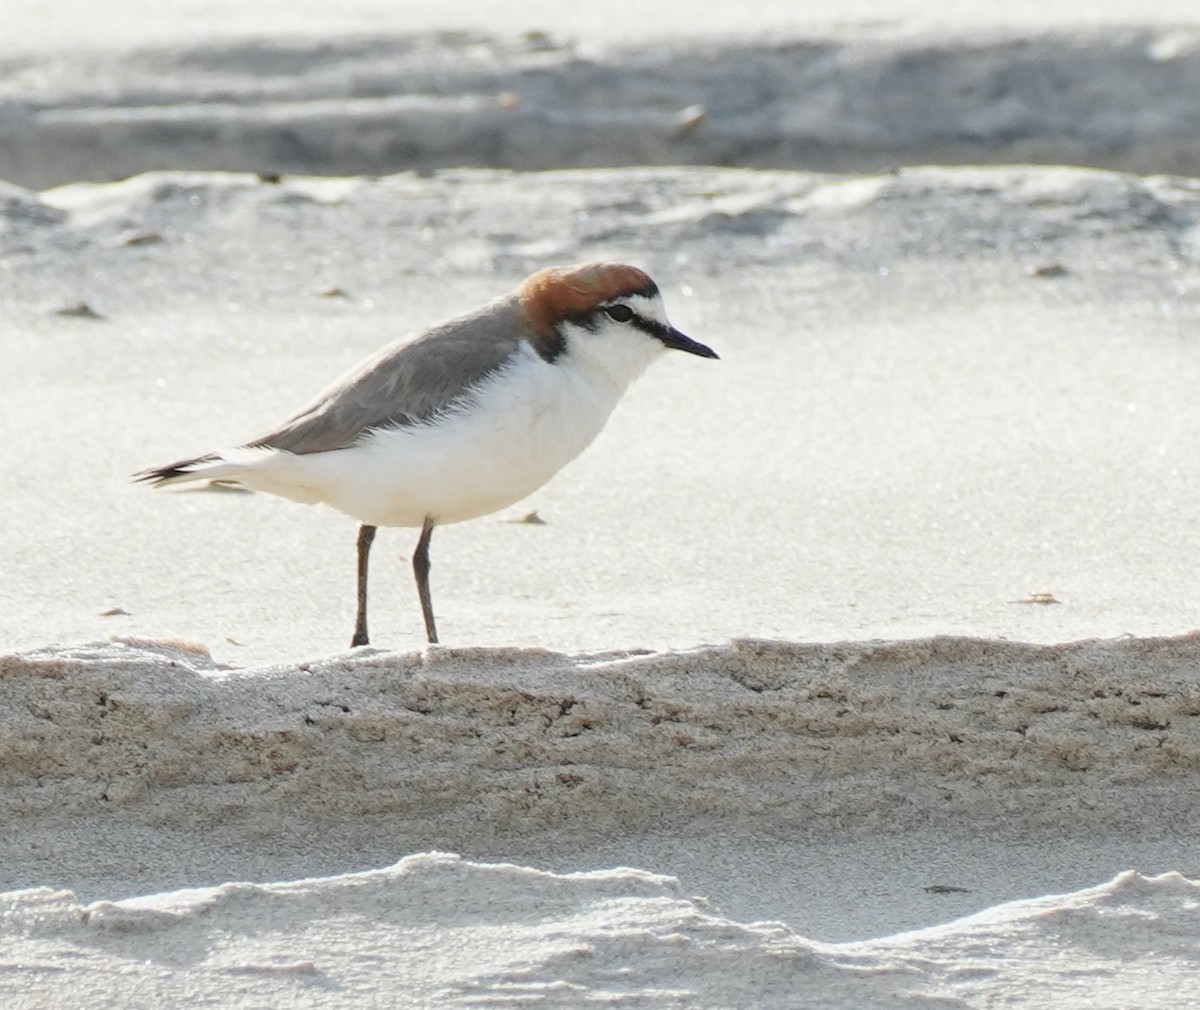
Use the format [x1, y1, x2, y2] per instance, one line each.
[4, 5, 1200, 1007]
[5, 165, 1200, 662]
[5, 858, 1197, 1007]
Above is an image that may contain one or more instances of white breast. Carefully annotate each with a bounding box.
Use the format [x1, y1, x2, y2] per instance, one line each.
[240, 340, 630, 528]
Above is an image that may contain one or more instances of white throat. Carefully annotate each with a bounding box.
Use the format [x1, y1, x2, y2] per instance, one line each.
[559, 320, 663, 393]
[557, 291, 676, 393]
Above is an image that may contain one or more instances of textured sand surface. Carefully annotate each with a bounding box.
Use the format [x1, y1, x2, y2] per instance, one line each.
[4, 857, 1197, 1008]
[6, 635, 1200, 839]
[4, 635, 1200, 937]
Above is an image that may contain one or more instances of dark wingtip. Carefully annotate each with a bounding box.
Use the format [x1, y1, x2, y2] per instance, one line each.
[131, 454, 215, 486]
[132, 466, 180, 486]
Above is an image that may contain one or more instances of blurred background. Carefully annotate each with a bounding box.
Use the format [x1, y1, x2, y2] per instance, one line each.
[5, 1, 1200, 187]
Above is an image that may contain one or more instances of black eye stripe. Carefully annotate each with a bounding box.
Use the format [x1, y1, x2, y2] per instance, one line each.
[604, 310, 670, 341]
[624, 313, 664, 337]
[565, 303, 664, 336]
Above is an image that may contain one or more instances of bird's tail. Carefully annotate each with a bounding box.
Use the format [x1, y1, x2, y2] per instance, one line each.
[132, 453, 246, 488]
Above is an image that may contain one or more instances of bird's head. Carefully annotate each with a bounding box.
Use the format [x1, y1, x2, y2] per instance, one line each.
[518, 262, 718, 387]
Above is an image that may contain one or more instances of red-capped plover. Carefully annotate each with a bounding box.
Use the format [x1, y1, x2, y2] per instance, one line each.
[135, 262, 718, 646]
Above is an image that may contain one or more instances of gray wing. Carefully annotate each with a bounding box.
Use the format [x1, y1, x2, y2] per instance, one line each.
[248, 295, 528, 455]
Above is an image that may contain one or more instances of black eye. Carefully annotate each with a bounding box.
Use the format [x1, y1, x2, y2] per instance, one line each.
[604, 304, 634, 323]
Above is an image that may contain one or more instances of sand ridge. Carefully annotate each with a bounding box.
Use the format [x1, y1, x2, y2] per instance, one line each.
[5, 634, 1199, 840]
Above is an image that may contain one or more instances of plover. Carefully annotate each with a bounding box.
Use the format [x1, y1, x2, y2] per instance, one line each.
[134, 262, 718, 646]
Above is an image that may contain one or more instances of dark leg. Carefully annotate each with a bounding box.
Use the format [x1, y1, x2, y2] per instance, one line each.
[413, 517, 438, 644]
[351, 523, 376, 647]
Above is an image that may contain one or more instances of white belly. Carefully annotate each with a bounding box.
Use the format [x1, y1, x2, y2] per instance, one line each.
[236, 347, 623, 527]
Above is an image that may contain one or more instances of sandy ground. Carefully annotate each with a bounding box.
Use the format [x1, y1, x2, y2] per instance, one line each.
[3, 5, 1200, 1008]
[5, 164, 1200, 663]
[5, 160, 1199, 1009]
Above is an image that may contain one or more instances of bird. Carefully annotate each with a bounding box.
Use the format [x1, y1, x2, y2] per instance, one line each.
[134, 261, 718, 647]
